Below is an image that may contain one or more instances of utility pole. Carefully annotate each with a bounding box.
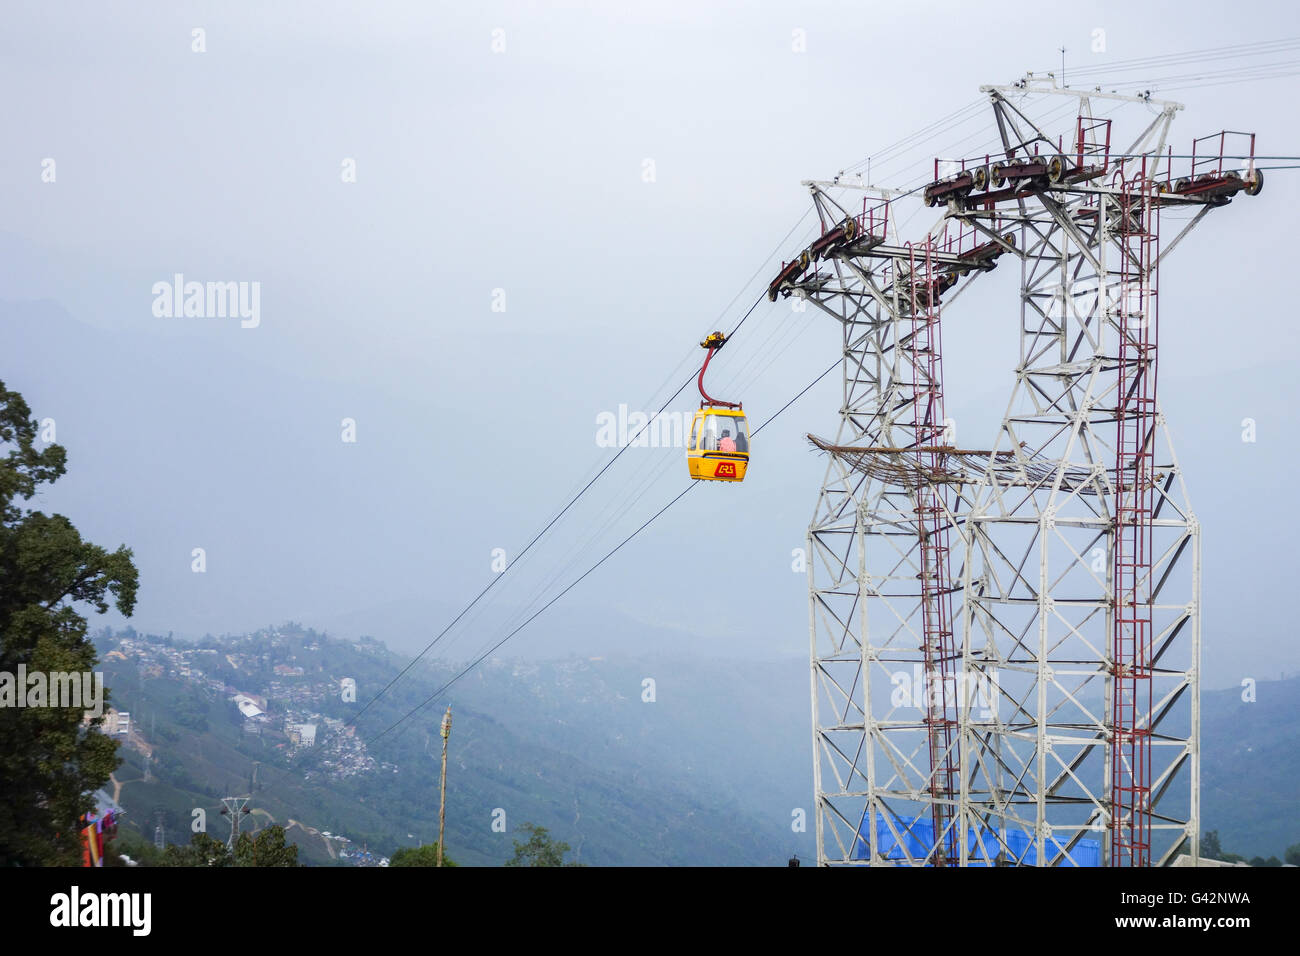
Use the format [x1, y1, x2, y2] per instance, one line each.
[153, 813, 165, 852]
[438, 706, 452, 867]
[144, 712, 155, 782]
[220, 796, 252, 849]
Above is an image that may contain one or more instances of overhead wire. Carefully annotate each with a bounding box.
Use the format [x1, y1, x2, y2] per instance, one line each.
[443, 270, 824, 670]
[367, 351, 845, 746]
[343, 214, 816, 722]
[455, 290, 827, 672]
[345, 315, 712, 724]
[451, 267, 838, 667]
[336, 51, 1300, 744]
[263, 48, 1300, 801]
[1016, 36, 1300, 97]
[465, 141, 1300, 668]
[475, 297, 823, 662]
[1034, 36, 1300, 82]
[844, 99, 987, 176]
[398, 240, 818, 670]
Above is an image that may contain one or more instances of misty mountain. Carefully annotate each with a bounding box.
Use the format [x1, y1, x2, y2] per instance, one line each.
[97, 625, 1295, 865]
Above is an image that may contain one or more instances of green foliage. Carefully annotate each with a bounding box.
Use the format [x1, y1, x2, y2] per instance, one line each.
[0, 381, 139, 866]
[99, 636, 791, 866]
[106, 826, 165, 867]
[1200, 829, 1248, 863]
[1200, 677, 1300, 861]
[161, 825, 300, 867]
[172, 690, 209, 731]
[390, 842, 458, 867]
[1287, 843, 1300, 867]
[232, 825, 301, 867]
[504, 823, 583, 867]
[161, 832, 232, 867]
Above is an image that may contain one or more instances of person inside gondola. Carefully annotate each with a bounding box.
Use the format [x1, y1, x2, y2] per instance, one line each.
[719, 429, 736, 453]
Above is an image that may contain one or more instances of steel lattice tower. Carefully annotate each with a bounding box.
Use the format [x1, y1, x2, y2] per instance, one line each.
[773, 187, 1011, 865]
[775, 79, 1261, 866]
[955, 83, 1259, 867]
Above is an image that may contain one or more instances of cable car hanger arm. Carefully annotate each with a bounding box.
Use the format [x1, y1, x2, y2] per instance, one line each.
[697, 331, 740, 409]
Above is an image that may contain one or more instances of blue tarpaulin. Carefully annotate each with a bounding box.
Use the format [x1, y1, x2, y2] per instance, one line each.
[854, 813, 1100, 866]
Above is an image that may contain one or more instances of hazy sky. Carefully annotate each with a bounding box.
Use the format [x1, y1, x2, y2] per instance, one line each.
[2, 1, 1297, 689]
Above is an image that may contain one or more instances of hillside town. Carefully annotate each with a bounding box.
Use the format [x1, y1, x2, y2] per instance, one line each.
[100, 627, 395, 781]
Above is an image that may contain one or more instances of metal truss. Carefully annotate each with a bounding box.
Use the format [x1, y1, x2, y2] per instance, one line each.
[781, 78, 1260, 866]
[779, 185, 1010, 865]
[956, 82, 1258, 867]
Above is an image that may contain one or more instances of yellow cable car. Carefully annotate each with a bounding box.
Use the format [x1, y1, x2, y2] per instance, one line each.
[687, 332, 750, 483]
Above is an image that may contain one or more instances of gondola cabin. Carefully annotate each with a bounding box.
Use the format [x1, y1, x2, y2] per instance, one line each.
[687, 406, 749, 482]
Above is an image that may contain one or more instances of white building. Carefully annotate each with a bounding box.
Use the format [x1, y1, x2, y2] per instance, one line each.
[230, 694, 265, 720]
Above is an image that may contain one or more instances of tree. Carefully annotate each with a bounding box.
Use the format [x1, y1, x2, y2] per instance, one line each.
[1199, 830, 1247, 863]
[161, 826, 301, 867]
[172, 690, 208, 730]
[390, 842, 458, 867]
[104, 827, 165, 867]
[161, 832, 232, 867]
[504, 823, 583, 867]
[232, 825, 301, 867]
[1286, 843, 1300, 868]
[0, 382, 139, 866]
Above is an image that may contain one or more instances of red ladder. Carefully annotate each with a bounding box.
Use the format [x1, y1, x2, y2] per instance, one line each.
[1111, 165, 1158, 867]
[907, 240, 961, 866]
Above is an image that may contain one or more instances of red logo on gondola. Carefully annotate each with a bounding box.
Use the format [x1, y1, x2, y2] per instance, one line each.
[715, 462, 737, 478]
